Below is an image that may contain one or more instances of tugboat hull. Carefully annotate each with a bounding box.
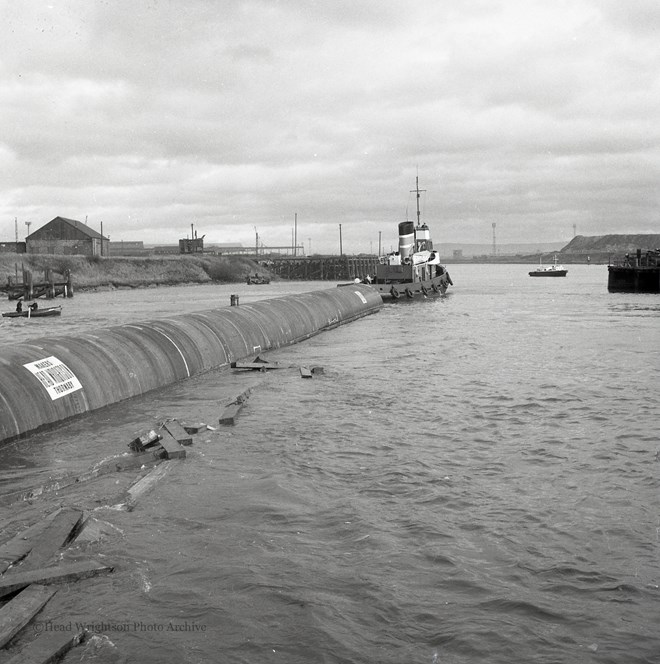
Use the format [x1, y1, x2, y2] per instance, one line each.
[374, 273, 452, 299]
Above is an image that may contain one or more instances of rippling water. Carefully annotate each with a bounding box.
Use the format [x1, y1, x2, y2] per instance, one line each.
[1, 265, 658, 664]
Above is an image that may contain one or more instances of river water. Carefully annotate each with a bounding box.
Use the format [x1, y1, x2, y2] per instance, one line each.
[1, 265, 658, 664]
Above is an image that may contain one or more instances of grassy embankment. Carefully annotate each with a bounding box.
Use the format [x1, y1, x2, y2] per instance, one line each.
[0, 254, 266, 291]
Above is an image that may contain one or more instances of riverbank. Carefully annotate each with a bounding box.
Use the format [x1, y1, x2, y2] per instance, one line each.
[0, 254, 266, 291]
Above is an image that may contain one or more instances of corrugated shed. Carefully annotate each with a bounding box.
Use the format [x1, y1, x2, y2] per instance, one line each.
[28, 217, 107, 242]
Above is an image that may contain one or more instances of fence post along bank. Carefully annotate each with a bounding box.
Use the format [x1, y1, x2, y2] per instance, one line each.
[0, 286, 382, 444]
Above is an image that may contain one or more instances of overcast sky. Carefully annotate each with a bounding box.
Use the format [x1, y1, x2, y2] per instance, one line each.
[2, 0, 659, 254]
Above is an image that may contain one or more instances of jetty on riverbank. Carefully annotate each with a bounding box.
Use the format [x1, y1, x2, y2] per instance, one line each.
[4, 266, 73, 300]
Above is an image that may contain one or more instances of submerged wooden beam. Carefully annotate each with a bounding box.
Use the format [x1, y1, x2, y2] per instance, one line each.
[13, 508, 82, 572]
[3, 627, 86, 664]
[0, 508, 72, 574]
[218, 403, 243, 425]
[125, 461, 172, 507]
[0, 584, 57, 648]
[0, 561, 114, 599]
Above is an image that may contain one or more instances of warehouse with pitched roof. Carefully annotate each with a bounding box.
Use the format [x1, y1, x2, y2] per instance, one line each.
[26, 217, 109, 256]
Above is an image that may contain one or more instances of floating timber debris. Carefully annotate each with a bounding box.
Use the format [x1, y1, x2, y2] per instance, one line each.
[0, 561, 114, 599]
[181, 422, 207, 434]
[0, 584, 57, 648]
[232, 355, 325, 379]
[124, 462, 172, 508]
[126, 421, 190, 460]
[156, 429, 186, 460]
[231, 355, 285, 371]
[3, 626, 86, 664]
[162, 419, 193, 446]
[301, 366, 325, 378]
[219, 388, 253, 425]
[1, 509, 64, 574]
[127, 429, 160, 454]
[9, 508, 83, 572]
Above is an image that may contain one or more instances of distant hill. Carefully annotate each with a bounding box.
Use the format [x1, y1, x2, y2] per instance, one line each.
[562, 234, 660, 254]
[437, 242, 565, 257]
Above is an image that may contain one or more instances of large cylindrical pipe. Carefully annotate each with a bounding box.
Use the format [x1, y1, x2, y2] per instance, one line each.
[0, 286, 382, 444]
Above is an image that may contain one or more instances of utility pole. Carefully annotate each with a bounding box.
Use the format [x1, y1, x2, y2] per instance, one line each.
[492, 222, 497, 256]
[294, 213, 297, 257]
[254, 227, 259, 257]
[25, 221, 31, 239]
[378, 231, 382, 256]
[339, 224, 343, 256]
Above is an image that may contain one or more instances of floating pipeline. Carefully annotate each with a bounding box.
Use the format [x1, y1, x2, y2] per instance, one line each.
[0, 285, 382, 444]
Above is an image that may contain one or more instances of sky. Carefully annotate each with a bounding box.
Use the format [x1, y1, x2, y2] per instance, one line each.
[2, 0, 659, 255]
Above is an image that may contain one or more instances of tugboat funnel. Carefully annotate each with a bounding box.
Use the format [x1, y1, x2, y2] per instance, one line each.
[398, 221, 415, 259]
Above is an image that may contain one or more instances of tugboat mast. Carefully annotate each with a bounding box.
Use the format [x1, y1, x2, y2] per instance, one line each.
[411, 175, 426, 227]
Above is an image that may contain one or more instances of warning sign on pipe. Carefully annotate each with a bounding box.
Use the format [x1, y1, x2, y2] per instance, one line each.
[23, 356, 83, 400]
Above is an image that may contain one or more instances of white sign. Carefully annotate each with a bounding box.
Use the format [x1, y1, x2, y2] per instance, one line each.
[354, 290, 368, 304]
[23, 356, 83, 400]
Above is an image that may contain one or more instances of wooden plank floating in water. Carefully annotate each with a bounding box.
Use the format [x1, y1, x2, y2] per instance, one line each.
[163, 419, 193, 446]
[156, 430, 186, 460]
[218, 402, 243, 425]
[100, 450, 166, 474]
[218, 388, 253, 425]
[2, 627, 86, 664]
[0, 508, 74, 573]
[231, 355, 285, 371]
[12, 508, 82, 572]
[124, 462, 172, 507]
[0, 561, 114, 599]
[300, 367, 313, 378]
[0, 584, 57, 648]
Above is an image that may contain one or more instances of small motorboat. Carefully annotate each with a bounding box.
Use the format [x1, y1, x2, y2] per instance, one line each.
[246, 273, 271, 285]
[529, 255, 568, 277]
[2, 305, 63, 318]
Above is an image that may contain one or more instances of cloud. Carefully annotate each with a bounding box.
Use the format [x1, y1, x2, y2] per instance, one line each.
[1, 0, 659, 252]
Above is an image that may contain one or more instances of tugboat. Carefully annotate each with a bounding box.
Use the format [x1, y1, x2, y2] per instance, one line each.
[372, 177, 452, 300]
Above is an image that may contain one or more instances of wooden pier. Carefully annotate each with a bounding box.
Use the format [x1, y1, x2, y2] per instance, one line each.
[5, 266, 73, 300]
[267, 255, 378, 281]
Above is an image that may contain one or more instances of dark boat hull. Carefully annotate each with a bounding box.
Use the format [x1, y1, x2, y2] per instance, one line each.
[374, 273, 451, 299]
[529, 270, 567, 277]
[608, 266, 660, 293]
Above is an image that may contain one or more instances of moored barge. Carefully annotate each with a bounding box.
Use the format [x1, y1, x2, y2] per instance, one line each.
[608, 249, 660, 293]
